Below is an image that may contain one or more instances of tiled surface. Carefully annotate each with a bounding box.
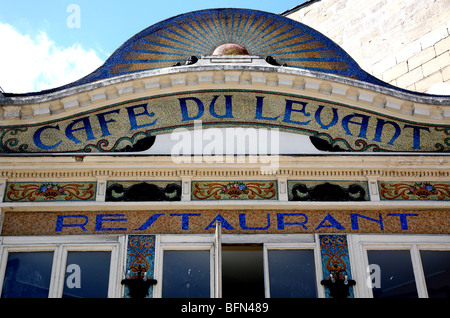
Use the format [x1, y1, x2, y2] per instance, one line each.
[61, 9, 379, 88]
[124, 235, 156, 298]
[192, 181, 277, 200]
[4, 182, 96, 202]
[379, 181, 450, 200]
[3, 90, 447, 153]
[2, 209, 448, 236]
[288, 180, 369, 201]
[319, 235, 354, 298]
[106, 181, 182, 201]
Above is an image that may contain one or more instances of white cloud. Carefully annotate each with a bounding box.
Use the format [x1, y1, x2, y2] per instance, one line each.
[0, 22, 104, 93]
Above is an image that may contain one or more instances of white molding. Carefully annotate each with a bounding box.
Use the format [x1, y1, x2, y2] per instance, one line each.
[1, 57, 449, 125]
[348, 234, 450, 298]
[0, 155, 448, 181]
[0, 235, 124, 298]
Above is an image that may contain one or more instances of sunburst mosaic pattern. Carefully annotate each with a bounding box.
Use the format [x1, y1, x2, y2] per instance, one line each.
[111, 9, 351, 74]
[19, 8, 393, 95]
[76, 8, 376, 86]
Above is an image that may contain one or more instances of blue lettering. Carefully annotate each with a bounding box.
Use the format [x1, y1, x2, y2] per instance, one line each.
[373, 119, 402, 145]
[33, 125, 62, 150]
[255, 96, 279, 121]
[179, 97, 204, 121]
[126, 103, 157, 130]
[95, 214, 127, 231]
[239, 213, 270, 230]
[315, 214, 345, 230]
[65, 117, 95, 144]
[403, 124, 430, 150]
[170, 213, 201, 230]
[342, 113, 370, 139]
[282, 99, 311, 125]
[133, 214, 164, 231]
[315, 105, 339, 130]
[209, 95, 234, 118]
[277, 213, 308, 230]
[96, 109, 120, 137]
[55, 215, 88, 232]
[387, 213, 419, 230]
[205, 214, 234, 230]
[350, 213, 384, 230]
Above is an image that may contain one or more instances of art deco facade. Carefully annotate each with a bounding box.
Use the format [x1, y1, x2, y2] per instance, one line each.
[0, 6, 449, 299]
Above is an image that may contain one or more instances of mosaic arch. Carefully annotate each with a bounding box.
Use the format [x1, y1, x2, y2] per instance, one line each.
[0, 8, 449, 154]
[27, 8, 387, 91]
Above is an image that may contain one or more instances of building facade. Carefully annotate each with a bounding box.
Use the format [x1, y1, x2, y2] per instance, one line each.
[0, 7, 449, 299]
[283, 0, 450, 94]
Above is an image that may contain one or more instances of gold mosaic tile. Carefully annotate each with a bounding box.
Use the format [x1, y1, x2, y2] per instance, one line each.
[2, 209, 448, 236]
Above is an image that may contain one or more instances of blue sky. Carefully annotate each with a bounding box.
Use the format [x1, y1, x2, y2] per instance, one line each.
[0, 0, 305, 93]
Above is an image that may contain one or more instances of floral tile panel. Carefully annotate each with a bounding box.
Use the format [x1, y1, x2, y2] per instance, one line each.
[379, 181, 450, 200]
[4, 182, 96, 202]
[192, 181, 277, 200]
[319, 235, 355, 298]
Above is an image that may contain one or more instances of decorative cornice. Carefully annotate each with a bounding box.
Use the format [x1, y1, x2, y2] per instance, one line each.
[1, 59, 449, 125]
[0, 155, 448, 180]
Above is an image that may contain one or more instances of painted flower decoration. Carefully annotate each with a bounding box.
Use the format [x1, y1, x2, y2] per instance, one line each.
[408, 182, 436, 195]
[221, 182, 249, 194]
[37, 183, 65, 195]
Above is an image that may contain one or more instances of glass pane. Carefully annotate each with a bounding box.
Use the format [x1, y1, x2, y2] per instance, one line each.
[268, 249, 317, 298]
[63, 251, 111, 298]
[1, 252, 53, 298]
[162, 250, 210, 298]
[420, 250, 450, 298]
[367, 250, 418, 298]
[222, 245, 265, 298]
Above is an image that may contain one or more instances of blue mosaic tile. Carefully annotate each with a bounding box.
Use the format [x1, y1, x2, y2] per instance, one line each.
[319, 234, 355, 298]
[124, 235, 156, 298]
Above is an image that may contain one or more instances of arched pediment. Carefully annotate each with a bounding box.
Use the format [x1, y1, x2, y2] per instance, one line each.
[95, 8, 372, 83]
[2, 8, 405, 95]
[0, 9, 449, 154]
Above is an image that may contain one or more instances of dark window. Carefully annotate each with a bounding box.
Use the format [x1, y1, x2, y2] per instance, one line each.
[368, 250, 418, 298]
[222, 245, 265, 298]
[1, 252, 54, 298]
[420, 250, 450, 298]
[268, 249, 317, 298]
[63, 251, 111, 298]
[162, 250, 210, 298]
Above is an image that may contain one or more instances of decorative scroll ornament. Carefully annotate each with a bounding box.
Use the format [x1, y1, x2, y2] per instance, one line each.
[380, 182, 450, 200]
[320, 235, 355, 298]
[5, 182, 95, 201]
[290, 182, 367, 201]
[192, 181, 277, 200]
[127, 236, 155, 278]
[106, 182, 181, 201]
[122, 236, 157, 298]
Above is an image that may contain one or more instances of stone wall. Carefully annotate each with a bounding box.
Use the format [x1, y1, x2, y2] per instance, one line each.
[284, 0, 450, 94]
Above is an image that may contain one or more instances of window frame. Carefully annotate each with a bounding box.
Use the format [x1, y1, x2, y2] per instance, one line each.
[0, 235, 124, 298]
[153, 234, 323, 298]
[154, 235, 215, 298]
[348, 234, 450, 298]
[263, 242, 323, 298]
